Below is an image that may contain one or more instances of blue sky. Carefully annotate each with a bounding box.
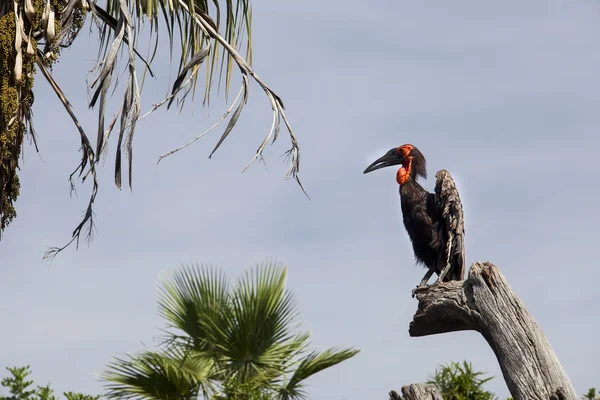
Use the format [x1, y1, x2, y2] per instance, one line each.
[2, 0, 599, 398]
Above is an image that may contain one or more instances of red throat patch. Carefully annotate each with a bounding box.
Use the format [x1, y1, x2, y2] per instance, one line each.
[396, 156, 412, 185]
[397, 167, 409, 185]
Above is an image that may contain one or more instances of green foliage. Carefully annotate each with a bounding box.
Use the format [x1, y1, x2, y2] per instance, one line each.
[583, 388, 600, 400]
[0, 9, 21, 232]
[0, 366, 54, 400]
[0, 0, 41, 233]
[101, 261, 359, 400]
[427, 361, 497, 400]
[63, 394, 99, 400]
[0, 366, 98, 400]
[213, 379, 271, 400]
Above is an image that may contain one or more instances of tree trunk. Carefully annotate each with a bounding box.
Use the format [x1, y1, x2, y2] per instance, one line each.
[389, 384, 443, 400]
[403, 261, 577, 400]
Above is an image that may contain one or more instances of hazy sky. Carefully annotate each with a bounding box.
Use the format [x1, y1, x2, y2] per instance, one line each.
[2, 0, 599, 398]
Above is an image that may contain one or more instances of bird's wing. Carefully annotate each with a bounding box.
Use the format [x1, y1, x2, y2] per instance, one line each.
[434, 169, 466, 281]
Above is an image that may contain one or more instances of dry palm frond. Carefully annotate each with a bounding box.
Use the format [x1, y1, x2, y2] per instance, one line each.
[52, 0, 304, 256]
[154, 2, 305, 192]
[1, 0, 305, 255]
[36, 51, 99, 261]
[88, 0, 303, 188]
[156, 81, 244, 164]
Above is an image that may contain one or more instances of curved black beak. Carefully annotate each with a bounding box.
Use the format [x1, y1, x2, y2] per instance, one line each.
[363, 150, 403, 174]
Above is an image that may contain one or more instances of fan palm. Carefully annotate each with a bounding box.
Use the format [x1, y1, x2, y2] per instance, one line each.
[101, 261, 359, 400]
[0, 0, 303, 255]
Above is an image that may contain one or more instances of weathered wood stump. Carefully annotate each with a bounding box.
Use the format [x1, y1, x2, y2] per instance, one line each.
[396, 262, 577, 400]
[389, 384, 443, 400]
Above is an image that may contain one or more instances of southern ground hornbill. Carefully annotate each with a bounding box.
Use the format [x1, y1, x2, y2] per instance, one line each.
[364, 144, 466, 289]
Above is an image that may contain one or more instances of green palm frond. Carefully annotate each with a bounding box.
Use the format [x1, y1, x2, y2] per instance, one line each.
[101, 348, 216, 400]
[233, 262, 300, 343]
[102, 261, 358, 400]
[156, 262, 310, 386]
[278, 347, 360, 400]
[224, 262, 302, 382]
[256, 332, 310, 369]
[157, 264, 231, 357]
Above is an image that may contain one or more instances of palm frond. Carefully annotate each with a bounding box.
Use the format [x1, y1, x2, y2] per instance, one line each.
[158, 262, 309, 386]
[278, 347, 360, 400]
[222, 262, 303, 382]
[99, 260, 359, 400]
[101, 348, 216, 400]
[157, 263, 231, 358]
[253, 331, 310, 384]
[32, 0, 305, 257]
[36, 50, 99, 262]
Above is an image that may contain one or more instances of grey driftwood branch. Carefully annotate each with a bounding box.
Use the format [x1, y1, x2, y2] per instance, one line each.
[397, 261, 577, 400]
[389, 384, 442, 400]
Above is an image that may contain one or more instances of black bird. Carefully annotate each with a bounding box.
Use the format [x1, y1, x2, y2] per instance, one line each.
[364, 144, 466, 288]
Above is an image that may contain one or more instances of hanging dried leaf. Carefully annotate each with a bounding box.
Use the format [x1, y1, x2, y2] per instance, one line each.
[46, 9, 55, 42]
[41, 0, 50, 30]
[209, 70, 249, 158]
[31, 0, 306, 259]
[26, 34, 34, 56]
[14, 11, 23, 50]
[24, 0, 35, 23]
[168, 42, 211, 109]
[14, 48, 23, 84]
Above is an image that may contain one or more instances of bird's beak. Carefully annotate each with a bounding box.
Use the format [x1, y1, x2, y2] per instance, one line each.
[363, 152, 403, 174]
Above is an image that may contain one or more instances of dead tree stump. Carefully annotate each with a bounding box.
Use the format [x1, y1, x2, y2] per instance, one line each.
[389, 384, 443, 400]
[399, 261, 577, 400]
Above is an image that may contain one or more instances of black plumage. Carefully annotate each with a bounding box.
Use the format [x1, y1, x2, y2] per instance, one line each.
[364, 144, 466, 288]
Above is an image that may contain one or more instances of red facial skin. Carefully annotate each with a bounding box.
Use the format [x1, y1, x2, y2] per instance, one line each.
[396, 144, 414, 186]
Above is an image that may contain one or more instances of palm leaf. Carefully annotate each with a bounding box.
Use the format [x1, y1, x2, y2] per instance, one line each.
[34, 0, 305, 257]
[278, 347, 360, 400]
[220, 262, 305, 382]
[101, 348, 216, 400]
[157, 263, 231, 358]
[100, 260, 359, 400]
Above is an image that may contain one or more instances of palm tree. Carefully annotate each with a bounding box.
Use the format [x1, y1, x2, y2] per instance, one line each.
[0, 0, 303, 254]
[101, 261, 359, 400]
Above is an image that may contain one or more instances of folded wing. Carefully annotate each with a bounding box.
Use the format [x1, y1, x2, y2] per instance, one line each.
[434, 169, 466, 281]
